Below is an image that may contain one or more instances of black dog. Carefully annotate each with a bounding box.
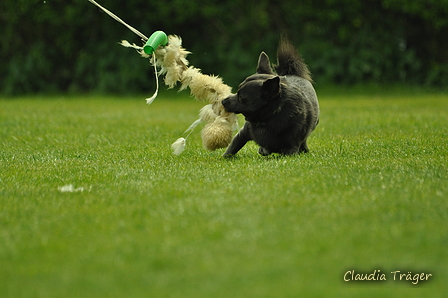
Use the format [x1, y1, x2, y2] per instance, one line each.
[222, 40, 319, 157]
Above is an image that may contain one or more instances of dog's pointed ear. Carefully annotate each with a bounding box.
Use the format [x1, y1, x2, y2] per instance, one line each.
[257, 52, 274, 74]
[262, 76, 280, 98]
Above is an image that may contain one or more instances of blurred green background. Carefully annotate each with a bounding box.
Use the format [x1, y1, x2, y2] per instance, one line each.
[1, 0, 447, 95]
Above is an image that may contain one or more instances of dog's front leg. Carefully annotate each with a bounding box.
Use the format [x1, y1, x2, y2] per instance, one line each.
[223, 124, 252, 157]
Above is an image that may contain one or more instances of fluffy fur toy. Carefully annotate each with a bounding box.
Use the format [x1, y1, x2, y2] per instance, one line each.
[149, 36, 238, 154]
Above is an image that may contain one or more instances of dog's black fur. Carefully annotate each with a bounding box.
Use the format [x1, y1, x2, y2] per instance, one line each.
[222, 40, 319, 157]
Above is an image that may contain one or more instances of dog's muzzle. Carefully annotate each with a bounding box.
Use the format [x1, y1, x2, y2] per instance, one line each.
[221, 95, 240, 113]
[221, 97, 231, 108]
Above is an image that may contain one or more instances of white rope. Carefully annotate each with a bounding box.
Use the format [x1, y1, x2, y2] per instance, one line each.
[88, 0, 148, 41]
[145, 56, 159, 104]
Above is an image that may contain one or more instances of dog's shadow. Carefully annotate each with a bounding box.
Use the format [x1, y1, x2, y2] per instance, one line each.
[223, 151, 308, 161]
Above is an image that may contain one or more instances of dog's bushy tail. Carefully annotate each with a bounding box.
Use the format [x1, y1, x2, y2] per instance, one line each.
[274, 38, 312, 82]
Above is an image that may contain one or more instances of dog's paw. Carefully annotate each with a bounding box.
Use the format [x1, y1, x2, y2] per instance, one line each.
[258, 147, 271, 156]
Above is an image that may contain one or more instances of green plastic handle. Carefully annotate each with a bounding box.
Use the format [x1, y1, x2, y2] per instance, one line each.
[143, 31, 168, 55]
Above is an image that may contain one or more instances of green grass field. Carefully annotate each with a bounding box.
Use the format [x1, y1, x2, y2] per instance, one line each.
[1, 87, 447, 297]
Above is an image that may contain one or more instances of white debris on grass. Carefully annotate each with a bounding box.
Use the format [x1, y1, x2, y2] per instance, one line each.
[58, 184, 91, 193]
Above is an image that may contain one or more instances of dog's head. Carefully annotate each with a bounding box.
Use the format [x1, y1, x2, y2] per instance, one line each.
[222, 52, 280, 115]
